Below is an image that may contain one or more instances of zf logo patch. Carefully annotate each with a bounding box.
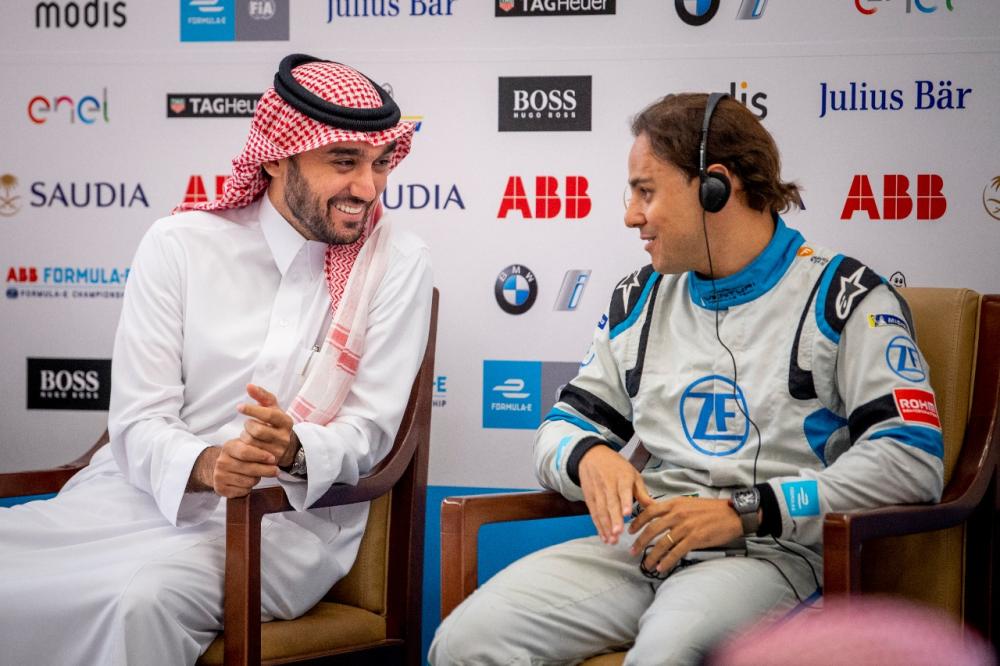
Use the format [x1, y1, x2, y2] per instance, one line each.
[886, 335, 925, 381]
[679, 375, 750, 456]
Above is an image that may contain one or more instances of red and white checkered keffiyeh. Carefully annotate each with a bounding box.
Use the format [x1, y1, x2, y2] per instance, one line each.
[175, 58, 415, 426]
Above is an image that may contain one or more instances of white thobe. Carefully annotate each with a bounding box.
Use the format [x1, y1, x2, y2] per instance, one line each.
[0, 195, 433, 666]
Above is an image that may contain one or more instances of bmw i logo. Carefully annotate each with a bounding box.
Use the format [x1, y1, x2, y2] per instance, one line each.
[495, 264, 538, 315]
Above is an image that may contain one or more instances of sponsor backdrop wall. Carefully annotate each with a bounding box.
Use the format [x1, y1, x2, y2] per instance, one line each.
[2, 0, 998, 658]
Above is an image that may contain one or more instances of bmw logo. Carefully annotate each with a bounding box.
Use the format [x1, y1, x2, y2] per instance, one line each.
[495, 264, 537, 315]
[675, 0, 720, 26]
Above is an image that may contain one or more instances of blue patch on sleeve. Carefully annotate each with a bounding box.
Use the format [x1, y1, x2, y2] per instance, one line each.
[553, 435, 573, 470]
[781, 480, 821, 517]
[869, 425, 943, 460]
[544, 408, 600, 435]
[803, 408, 849, 467]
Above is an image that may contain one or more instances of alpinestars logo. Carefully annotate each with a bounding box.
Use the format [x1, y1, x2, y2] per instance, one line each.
[495, 0, 615, 17]
[674, 0, 766, 26]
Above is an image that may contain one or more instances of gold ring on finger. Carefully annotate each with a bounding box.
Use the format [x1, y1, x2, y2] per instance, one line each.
[665, 530, 675, 547]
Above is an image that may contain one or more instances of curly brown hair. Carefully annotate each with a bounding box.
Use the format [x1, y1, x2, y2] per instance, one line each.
[631, 93, 802, 214]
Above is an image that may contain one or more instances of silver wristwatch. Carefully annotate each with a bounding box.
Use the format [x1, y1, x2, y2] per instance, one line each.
[729, 487, 761, 536]
[286, 444, 307, 477]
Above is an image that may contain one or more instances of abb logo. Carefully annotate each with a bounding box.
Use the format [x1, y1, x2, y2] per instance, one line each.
[6, 266, 38, 283]
[497, 176, 591, 219]
[841, 174, 947, 220]
[183, 175, 229, 206]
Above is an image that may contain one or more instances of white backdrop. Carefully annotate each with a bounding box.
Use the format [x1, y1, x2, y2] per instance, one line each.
[2, 1, 998, 491]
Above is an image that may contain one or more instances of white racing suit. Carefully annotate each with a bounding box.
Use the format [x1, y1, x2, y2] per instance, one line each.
[430, 217, 943, 666]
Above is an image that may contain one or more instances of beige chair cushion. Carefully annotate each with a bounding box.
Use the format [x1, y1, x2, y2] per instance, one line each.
[198, 602, 386, 665]
[861, 288, 979, 619]
[325, 491, 392, 615]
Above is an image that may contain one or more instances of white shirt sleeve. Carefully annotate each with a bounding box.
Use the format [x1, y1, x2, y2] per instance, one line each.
[282, 242, 434, 510]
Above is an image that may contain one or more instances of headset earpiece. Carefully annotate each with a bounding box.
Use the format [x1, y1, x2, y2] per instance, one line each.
[698, 92, 731, 213]
[700, 169, 731, 213]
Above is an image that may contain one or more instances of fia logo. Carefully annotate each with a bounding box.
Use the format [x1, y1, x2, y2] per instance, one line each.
[886, 335, 926, 382]
[680, 375, 750, 456]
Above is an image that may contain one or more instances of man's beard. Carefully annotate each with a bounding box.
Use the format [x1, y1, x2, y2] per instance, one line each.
[283, 158, 368, 245]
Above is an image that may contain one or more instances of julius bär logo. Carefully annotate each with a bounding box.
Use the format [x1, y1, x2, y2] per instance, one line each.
[499, 76, 592, 132]
[327, 0, 454, 20]
[495, 0, 615, 17]
[855, 0, 954, 15]
[382, 183, 464, 211]
[27, 358, 112, 411]
[35, 1, 127, 28]
[498, 176, 591, 219]
[841, 174, 946, 221]
[184, 174, 228, 205]
[0, 174, 22, 217]
[28, 89, 109, 124]
[819, 80, 971, 118]
[495, 264, 538, 315]
[984, 176, 1000, 222]
[674, 0, 765, 26]
[166, 93, 260, 118]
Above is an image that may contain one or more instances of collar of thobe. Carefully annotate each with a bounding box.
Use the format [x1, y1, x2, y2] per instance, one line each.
[258, 194, 328, 282]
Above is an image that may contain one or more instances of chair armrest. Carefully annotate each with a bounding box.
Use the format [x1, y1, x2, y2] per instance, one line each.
[439, 490, 587, 620]
[0, 432, 109, 499]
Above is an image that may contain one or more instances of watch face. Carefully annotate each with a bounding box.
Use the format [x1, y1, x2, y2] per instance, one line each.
[732, 489, 759, 513]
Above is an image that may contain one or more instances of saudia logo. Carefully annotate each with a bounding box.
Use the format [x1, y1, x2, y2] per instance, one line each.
[497, 176, 591, 219]
[841, 174, 946, 221]
[29, 181, 148, 208]
[819, 80, 971, 118]
[674, 0, 766, 26]
[326, 0, 454, 20]
[854, 0, 954, 15]
[679, 375, 750, 456]
[381, 183, 464, 210]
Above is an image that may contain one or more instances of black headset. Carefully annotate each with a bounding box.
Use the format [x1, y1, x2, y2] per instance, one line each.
[698, 92, 732, 213]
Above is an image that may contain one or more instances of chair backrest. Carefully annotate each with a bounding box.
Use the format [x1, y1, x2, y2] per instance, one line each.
[860, 287, 980, 618]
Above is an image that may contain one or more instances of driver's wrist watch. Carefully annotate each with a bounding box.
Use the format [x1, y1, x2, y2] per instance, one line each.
[282, 443, 308, 477]
[729, 487, 761, 536]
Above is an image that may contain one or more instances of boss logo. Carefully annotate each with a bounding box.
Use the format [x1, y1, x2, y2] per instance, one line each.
[499, 76, 591, 132]
[27, 357, 111, 410]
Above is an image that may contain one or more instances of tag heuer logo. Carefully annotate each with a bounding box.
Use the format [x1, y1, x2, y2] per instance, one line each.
[169, 97, 187, 114]
[495, 0, 615, 17]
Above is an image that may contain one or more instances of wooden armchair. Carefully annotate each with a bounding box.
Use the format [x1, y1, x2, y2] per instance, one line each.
[0, 289, 438, 666]
[439, 289, 998, 665]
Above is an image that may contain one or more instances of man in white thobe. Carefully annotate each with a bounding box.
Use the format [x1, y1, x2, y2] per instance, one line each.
[0, 55, 432, 666]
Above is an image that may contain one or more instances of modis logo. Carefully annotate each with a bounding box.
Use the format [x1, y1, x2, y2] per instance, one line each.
[35, 1, 127, 28]
[984, 176, 1000, 221]
[1, 174, 22, 217]
[30, 181, 149, 208]
[819, 80, 972, 118]
[841, 174, 946, 221]
[498, 76, 592, 132]
[382, 183, 464, 210]
[855, 0, 954, 15]
[326, 0, 454, 21]
[183, 174, 228, 205]
[674, 0, 765, 26]
[495, 0, 615, 17]
[28, 89, 109, 124]
[498, 176, 591, 219]
[729, 80, 767, 119]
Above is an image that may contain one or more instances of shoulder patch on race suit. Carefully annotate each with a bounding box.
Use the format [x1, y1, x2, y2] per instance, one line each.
[781, 479, 821, 517]
[608, 265, 658, 335]
[892, 388, 941, 429]
[867, 312, 910, 334]
[816, 255, 885, 344]
[885, 335, 927, 382]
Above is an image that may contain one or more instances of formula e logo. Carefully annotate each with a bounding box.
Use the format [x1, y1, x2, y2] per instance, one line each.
[674, 0, 766, 26]
[495, 264, 538, 314]
[886, 335, 926, 381]
[680, 375, 750, 456]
